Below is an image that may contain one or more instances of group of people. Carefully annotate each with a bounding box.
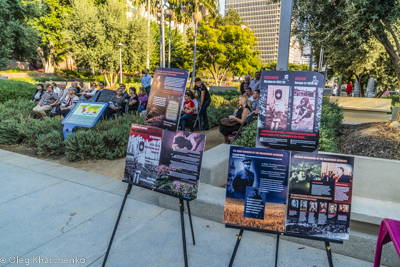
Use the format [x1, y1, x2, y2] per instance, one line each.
[219, 71, 261, 144]
[177, 78, 212, 132]
[32, 80, 148, 120]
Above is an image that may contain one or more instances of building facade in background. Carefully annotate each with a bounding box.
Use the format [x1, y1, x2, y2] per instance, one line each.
[225, 0, 310, 66]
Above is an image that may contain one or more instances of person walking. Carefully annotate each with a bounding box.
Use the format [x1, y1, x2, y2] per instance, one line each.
[141, 68, 152, 96]
[194, 78, 211, 130]
[346, 81, 353, 97]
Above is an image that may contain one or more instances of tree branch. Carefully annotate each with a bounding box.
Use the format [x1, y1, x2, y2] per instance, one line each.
[383, 20, 400, 58]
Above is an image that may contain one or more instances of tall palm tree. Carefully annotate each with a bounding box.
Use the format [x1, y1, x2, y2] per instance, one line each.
[182, 0, 219, 88]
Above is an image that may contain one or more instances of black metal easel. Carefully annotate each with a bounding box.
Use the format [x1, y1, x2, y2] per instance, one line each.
[226, 225, 342, 267]
[102, 182, 196, 267]
[226, 225, 281, 267]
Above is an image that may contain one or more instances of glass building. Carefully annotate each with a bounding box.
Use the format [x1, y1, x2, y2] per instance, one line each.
[225, 0, 281, 63]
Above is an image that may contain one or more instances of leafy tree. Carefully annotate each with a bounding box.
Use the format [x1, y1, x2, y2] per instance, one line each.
[195, 10, 261, 85]
[0, 0, 39, 67]
[292, 0, 400, 92]
[30, 0, 71, 73]
[65, 0, 150, 87]
[264, 61, 310, 72]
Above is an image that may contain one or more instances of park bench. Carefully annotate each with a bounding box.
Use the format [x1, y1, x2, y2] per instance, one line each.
[329, 96, 392, 123]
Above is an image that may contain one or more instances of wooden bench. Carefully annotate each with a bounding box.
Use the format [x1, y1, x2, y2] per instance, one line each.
[329, 96, 392, 123]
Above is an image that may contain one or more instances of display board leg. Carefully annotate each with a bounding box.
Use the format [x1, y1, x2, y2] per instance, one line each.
[186, 200, 196, 245]
[325, 241, 334, 267]
[228, 229, 244, 267]
[102, 184, 133, 267]
[275, 234, 280, 267]
[180, 198, 189, 267]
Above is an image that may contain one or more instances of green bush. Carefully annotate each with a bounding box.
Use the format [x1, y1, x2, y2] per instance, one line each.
[0, 68, 38, 73]
[36, 130, 65, 156]
[34, 76, 67, 82]
[381, 95, 400, 108]
[65, 114, 144, 161]
[231, 120, 258, 147]
[210, 95, 225, 108]
[0, 80, 37, 103]
[10, 77, 37, 84]
[207, 106, 235, 128]
[210, 90, 240, 100]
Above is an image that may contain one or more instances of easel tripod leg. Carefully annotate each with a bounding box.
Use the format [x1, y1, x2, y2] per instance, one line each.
[102, 184, 133, 267]
[180, 198, 188, 267]
[186, 200, 195, 245]
[325, 241, 334, 267]
[275, 234, 280, 267]
[228, 229, 244, 267]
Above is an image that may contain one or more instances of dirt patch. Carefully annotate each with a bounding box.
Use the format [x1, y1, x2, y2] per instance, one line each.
[0, 126, 224, 179]
[336, 122, 400, 160]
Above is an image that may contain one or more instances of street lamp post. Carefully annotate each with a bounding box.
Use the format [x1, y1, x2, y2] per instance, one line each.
[116, 43, 124, 84]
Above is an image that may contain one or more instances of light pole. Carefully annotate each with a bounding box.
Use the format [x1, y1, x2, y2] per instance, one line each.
[276, 0, 294, 71]
[303, 53, 313, 72]
[146, 0, 150, 69]
[116, 43, 124, 84]
[165, 8, 174, 68]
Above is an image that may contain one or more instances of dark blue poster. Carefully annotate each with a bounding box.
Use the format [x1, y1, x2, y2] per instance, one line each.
[224, 146, 290, 233]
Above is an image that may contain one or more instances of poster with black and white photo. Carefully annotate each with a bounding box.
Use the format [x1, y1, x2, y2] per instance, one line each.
[224, 146, 290, 232]
[257, 71, 324, 152]
[124, 124, 205, 199]
[145, 67, 189, 132]
[285, 152, 354, 240]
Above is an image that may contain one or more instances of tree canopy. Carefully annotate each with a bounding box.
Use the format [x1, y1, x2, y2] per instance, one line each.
[195, 9, 261, 85]
[293, 0, 400, 92]
[64, 0, 150, 86]
[0, 0, 39, 67]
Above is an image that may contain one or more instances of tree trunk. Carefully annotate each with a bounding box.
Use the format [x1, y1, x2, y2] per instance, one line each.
[190, 21, 198, 89]
[356, 74, 365, 97]
[104, 73, 110, 88]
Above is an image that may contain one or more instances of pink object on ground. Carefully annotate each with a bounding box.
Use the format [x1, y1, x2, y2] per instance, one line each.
[374, 218, 400, 266]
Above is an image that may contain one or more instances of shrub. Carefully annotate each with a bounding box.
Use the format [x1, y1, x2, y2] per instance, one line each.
[381, 95, 400, 108]
[0, 80, 37, 103]
[210, 95, 225, 108]
[36, 130, 65, 156]
[10, 77, 37, 83]
[0, 68, 38, 73]
[231, 120, 258, 147]
[207, 106, 235, 128]
[210, 90, 240, 100]
[34, 76, 67, 82]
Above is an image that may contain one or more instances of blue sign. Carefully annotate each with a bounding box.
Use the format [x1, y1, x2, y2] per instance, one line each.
[62, 101, 108, 139]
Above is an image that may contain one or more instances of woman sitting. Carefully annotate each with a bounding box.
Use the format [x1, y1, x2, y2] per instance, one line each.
[104, 88, 125, 119]
[32, 84, 45, 102]
[60, 87, 79, 118]
[138, 87, 148, 112]
[80, 83, 98, 100]
[179, 90, 197, 131]
[125, 87, 139, 113]
[219, 94, 251, 144]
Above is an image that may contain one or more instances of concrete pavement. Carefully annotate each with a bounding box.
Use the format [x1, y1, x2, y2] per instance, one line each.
[0, 149, 383, 267]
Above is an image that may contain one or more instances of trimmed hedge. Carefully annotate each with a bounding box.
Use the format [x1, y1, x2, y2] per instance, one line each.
[0, 80, 37, 103]
[10, 76, 67, 83]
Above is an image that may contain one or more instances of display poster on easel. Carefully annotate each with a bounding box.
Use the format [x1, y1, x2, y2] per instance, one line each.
[223, 146, 290, 232]
[124, 124, 206, 199]
[285, 152, 354, 240]
[256, 71, 324, 152]
[145, 67, 189, 132]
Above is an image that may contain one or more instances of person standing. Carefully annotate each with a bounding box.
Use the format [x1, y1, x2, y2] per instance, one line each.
[141, 68, 152, 96]
[346, 81, 353, 97]
[251, 89, 260, 114]
[249, 71, 261, 91]
[240, 74, 251, 95]
[194, 77, 211, 130]
[33, 84, 60, 118]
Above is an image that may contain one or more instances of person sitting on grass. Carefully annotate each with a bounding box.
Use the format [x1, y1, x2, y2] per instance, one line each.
[32, 84, 45, 103]
[179, 91, 197, 131]
[125, 87, 139, 114]
[60, 87, 79, 118]
[138, 87, 148, 112]
[219, 94, 251, 144]
[33, 84, 60, 118]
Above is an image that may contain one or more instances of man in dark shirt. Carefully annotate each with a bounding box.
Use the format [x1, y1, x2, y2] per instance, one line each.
[240, 74, 251, 95]
[233, 159, 256, 199]
[194, 78, 211, 130]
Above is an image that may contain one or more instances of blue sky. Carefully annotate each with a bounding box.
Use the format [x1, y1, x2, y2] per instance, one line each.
[219, 0, 225, 16]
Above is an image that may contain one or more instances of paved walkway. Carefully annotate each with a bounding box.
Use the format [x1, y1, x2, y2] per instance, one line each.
[0, 149, 380, 267]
